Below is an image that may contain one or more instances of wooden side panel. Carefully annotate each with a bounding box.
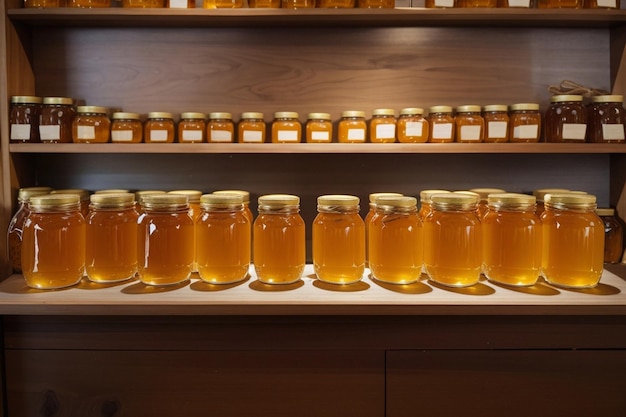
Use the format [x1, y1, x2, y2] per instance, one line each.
[387, 350, 626, 417]
[5, 349, 384, 417]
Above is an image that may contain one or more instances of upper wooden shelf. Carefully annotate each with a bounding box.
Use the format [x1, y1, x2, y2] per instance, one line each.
[7, 8, 626, 29]
[9, 142, 626, 154]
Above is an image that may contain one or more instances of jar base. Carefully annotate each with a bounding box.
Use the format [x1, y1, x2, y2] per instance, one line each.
[370, 274, 419, 285]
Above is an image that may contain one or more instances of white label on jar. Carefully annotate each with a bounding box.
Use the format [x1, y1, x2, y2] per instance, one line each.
[460, 125, 482, 141]
[149, 129, 169, 142]
[311, 131, 330, 141]
[434, 0, 454, 5]
[562, 123, 587, 140]
[513, 124, 539, 140]
[10, 124, 31, 141]
[111, 130, 133, 142]
[508, 0, 530, 6]
[277, 130, 299, 142]
[182, 130, 203, 142]
[210, 130, 232, 142]
[487, 121, 507, 139]
[347, 129, 365, 141]
[375, 124, 395, 139]
[405, 121, 423, 137]
[242, 130, 263, 143]
[77, 125, 96, 140]
[598, 0, 617, 7]
[602, 124, 625, 140]
[39, 125, 61, 141]
[169, 0, 188, 7]
[432, 123, 453, 140]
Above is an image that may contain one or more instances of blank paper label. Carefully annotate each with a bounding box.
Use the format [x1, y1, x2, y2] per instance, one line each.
[513, 124, 538, 140]
[508, 0, 530, 6]
[39, 125, 60, 141]
[598, 0, 616, 6]
[405, 121, 423, 137]
[77, 125, 96, 140]
[277, 130, 299, 142]
[562, 123, 587, 141]
[434, 0, 454, 5]
[242, 130, 263, 143]
[182, 130, 203, 142]
[602, 124, 625, 140]
[487, 121, 507, 139]
[347, 129, 365, 141]
[10, 124, 31, 141]
[460, 125, 482, 141]
[150, 130, 169, 142]
[111, 130, 133, 142]
[432, 123, 452, 139]
[311, 131, 330, 141]
[375, 124, 395, 139]
[168, 0, 188, 7]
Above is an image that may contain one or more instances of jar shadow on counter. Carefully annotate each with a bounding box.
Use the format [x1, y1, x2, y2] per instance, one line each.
[312, 278, 370, 293]
[75, 276, 137, 290]
[249, 279, 305, 292]
[369, 275, 432, 295]
[121, 279, 190, 295]
[547, 282, 621, 296]
[190, 275, 250, 292]
[489, 278, 560, 296]
[427, 279, 496, 296]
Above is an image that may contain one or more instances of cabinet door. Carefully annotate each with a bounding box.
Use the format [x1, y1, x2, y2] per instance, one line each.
[387, 350, 626, 417]
[6, 349, 384, 417]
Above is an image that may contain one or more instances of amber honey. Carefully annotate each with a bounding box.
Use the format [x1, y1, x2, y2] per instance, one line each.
[428, 106, 455, 143]
[67, 0, 110, 6]
[178, 112, 206, 143]
[85, 193, 138, 283]
[24, 0, 61, 6]
[306, 113, 333, 143]
[423, 193, 481, 287]
[482, 193, 542, 286]
[272, 112, 301, 143]
[338, 111, 367, 143]
[509, 103, 541, 143]
[238, 112, 266, 143]
[123, 0, 165, 6]
[196, 194, 251, 284]
[207, 112, 234, 143]
[51, 189, 91, 218]
[39, 97, 75, 143]
[541, 193, 604, 288]
[587, 95, 625, 143]
[364, 192, 403, 268]
[145, 112, 175, 143]
[313, 195, 365, 284]
[358, 0, 393, 6]
[418, 189, 450, 222]
[22, 194, 86, 290]
[249, 0, 281, 6]
[204, 0, 244, 6]
[584, 0, 619, 7]
[397, 108, 429, 143]
[538, 0, 581, 6]
[319, 0, 354, 6]
[10, 96, 42, 143]
[596, 208, 623, 264]
[253, 194, 305, 284]
[73, 106, 110, 143]
[455, 105, 484, 143]
[282, 0, 315, 7]
[370, 109, 397, 143]
[544, 95, 587, 142]
[469, 187, 506, 219]
[482, 105, 509, 143]
[169, 190, 202, 272]
[369, 196, 422, 284]
[111, 112, 143, 143]
[137, 194, 194, 286]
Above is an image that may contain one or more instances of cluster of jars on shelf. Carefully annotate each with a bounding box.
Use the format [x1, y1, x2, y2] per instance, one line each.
[10, 95, 626, 145]
[7, 185, 623, 291]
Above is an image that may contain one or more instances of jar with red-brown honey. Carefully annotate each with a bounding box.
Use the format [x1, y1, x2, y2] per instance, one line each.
[455, 105, 484, 143]
[39, 97, 75, 143]
[238, 112, 266, 143]
[111, 112, 143, 143]
[22, 194, 86, 290]
[541, 193, 604, 288]
[253, 194, 305, 284]
[338, 111, 367, 143]
[145, 112, 175, 143]
[178, 112, 206, 144]
[207, 112, 234, 143]
[10, 96, 42, 143]
[272, 112, 302, 143]
[86, 193, 138, 283]
[544, 95, 587, 143]
[428, 106, 455, 143]
[483, 104, 509, 143]
[397, 108, 429, 143]
[313, 195, 365, 285]
[306, 113, 333, 143]
[586, 95, 625, 143]
[370, 109, 397, 143]
[73, 106, 110, 143]
[596, 208, 624, 264]
[24, 0, 62, 7]
[509, 103, 541, 143]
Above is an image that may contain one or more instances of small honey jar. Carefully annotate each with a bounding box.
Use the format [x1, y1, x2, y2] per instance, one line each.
[397, 108, 429, 143]
[544, 95, 587, 143]
[586, 95, 625, 143]
[145, 112, 175, 143]
[338, 111, 367, 143]
[455, 105, 484, 143]
[238, 112, 266, 143]
[482, 104, 509, 143]
[271, 112, 302, 143]
[509, 103, 542, 143]
[73, 106, 111, 143]
[428, 106, 455, 143]
[10, 96, 42, 143]
[207, 112, 234, 143]
[306, 113, 333, 143]
[39, 97, 75, 143]
[370, 109, 397, 143]
[178, 112, 206, 143]
[111, 112, 143, 143]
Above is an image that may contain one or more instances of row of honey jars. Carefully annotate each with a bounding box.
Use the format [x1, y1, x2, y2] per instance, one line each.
[24, 0, 394, 8]
[426, 0, 618, 7]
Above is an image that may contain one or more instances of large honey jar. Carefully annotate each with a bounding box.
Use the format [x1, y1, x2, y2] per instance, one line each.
[338, 111, 367, 143]
[369, 109, 397, 143]
[482, 104, 509, 143]
[85, 193, 138, 283]
[364, 192, 403, 268]
[72, 106, 111, 143]
[207, 112, 234, 143]
[178, 112, 207, 144]
[22, 194, 86, 289]
[272, 112, 302, 143]
[368, 195, 422, 285]
[455, 105, 484, 143]
[586, 95, 625, 143]
[482, 193, 542, 286]
[428, 106, 455, 143]
[509, 103, 541, 143]
[111, 112, 143, 143]
[544, 95, 587, 143]
[238, 112, 266, 143]
[253, 194, 305, 284]
[417, 189, 450, 222]
[50, 188, 91, 218]
[541, 193, 604, 288]
[306, 113, 333, 143]
[137, 194, 194, 286]
[312, 195, 365, 285]
[169, 190, 203, 272]
[196, 193, 251, 284]
[423, 193, 482, 287]
[39, 97, 75, 143]
[469, 187, 506, 219]
[145, 112, 175, 143]
[10, 96, 42, 143]
[397, 108, 429, 143]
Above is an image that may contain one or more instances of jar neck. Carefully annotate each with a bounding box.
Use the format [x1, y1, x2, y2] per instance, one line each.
[488, 203, 536, 212]
[200, 204, 244, 212]
[545, 202, 597, 213]
[30, 202, 82, 213]
[258, 206, 300, 214]
[375, 205, 417, 214]
[432, 202, 476, 212]
[318, 205, 359, 214]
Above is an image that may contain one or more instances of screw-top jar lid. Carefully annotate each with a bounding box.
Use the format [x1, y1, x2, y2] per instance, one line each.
[483, 104, 508, 112]
[550, 95, 584, 103]
[419, 189, 450, 203]
[112, 112, 141, 120]
[169, 190, 202, 204]
[317, 194, 360, 206]
[241, 112, 264, 119]
[375, 195, 417, 208]
[307, 113, 331, 120]
[509, 103, 540, 111]
[596, 208, 616, 216]
[469, 188, 507, 200]
[213, 190, 251, 204]
[591, 95, 624, 103]
[11, 96, 42, 104]
[50, 188, 90, 201]
[429, 105, 453, 114]
[487, 193, 536, 205]
[43, 97, 73, 105]
[180, 112, 207, 120]
[372, 108, 395, 116]
[341, 110, 365, 118]
[369, 192, 403, 204]
[17, 187, 52, 202]
[76, 105, 107, 114]
[95, 189, 131, 194]
[258, 194, 300, 208]
[147, 112, 173, 119]
[456, 105, 482, 113]
[399, 108, 424, 116]
[274, 112, 299, 119]
[209, 112, 232, 120]
[532, 188, 571, 202]
[141, 193, 189, 209]
[545, 193, 596, 207]
[432, 192, 479, 205]
[135, 190, 166, 204]
[90, 192, 135, 208]
[29, 193, 81, 208]
[201, 193, 244, 206]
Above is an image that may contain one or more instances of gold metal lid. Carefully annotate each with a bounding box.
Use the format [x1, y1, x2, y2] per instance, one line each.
[307, 113, 331, 120]
[550, 95, 584, 102]
[201, 193, 244, 206]
[509, 103, 540, 111]
[483, 104, 508, 112]
[141, 193, 188, 208]
[112, 112, 141, 120]
[30, 193, 81, 206]
[258, 194, 300, 207]
[11, 96, 42, 104]
[43, 97, 73, 105]
[432, 192, 479, 205]
[50, 188, 90, 201]
[95, 188, 131, 194]
[533, 188, 571, 202]
[456, 105, 482, 113]
[76, 106, 107, 114]
[90, 192, 135, 207]
[369, 192, 403, 204]
[545, 193, 596, 205]
[209, 112, 232, 120]
[17, 187, 52, 202]
[429, 105, 453, 114]
[135, 190, 166, 204]
[274, 112, 299, 119]
[399, 108, 424, 115]
[317, 194, 360, 206]
[147, 112, 173, 119]
[241, 112, 264, 119]
[596, 208, 615, 216]
[341, 110, 365, 118]
[487, 193, 536, 205]
[375, 195, 417, 208]
[168, 190, 202, 204]
[591, 95, 624, 103]
[213, 190, 250, 204]
[419, 189, 450, 203]
[469, 188, 507, 200]
[372, 108, 395, 116]
[180, 112, 207, 120]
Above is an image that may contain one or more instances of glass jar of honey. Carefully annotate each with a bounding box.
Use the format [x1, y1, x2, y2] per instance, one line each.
[482, 104, 509, 143]
[145, 112, 175, 143]
[368, 196, 422, 284]
[358, 0, 393, 6]
[213, 190, 254, 224]
[455, 105, 484, 143]
[364, 192, 403, 268]
[338, 111, 367, 143]
[249, 0, 280, 6]
[123, 0, 165, 6]
[509, 103, 541, 143]
[319, 0, 354, 6]
[425, 0, 455, 5]
[39, 97, 75, 143]
[584, 0, 619, 7]
[458, 0, 496, 6]
[538, 0, 581, 7]
[204, 0, 244, 6]
[10, 96, 42, 143]
[428, 106, 455, 143]
[544, 95, 587, 142]
[7, 187, 53, 274]
[22, 194, 86, 289]
[111, 112, 143, 143]
[469, 187, 506, 219]
[253, 194, 305, 284]
[397, 108, 429, 143]
[178, 112, 206, 144]
[541, 193, 604, 288]
[196, 193, 251, 284]
[207, 112, 234, 143]
[370, 109, 397, 143]
[500, 0, 533, 5]
[482, 193, 542, 286]
[313, 195, 365, 285]
[72, 106, 110, 143]
[51, 188, 91, 218]
[306, 113, 333, 143]
[168, 0, 195, 6]
[169, 190, 203, 272]
[138, 194, 194, 286]
[238, 112, 266, 143]
[596, 208, 624, 264]
[271, 112, 302, 143]
[533, 188, 571, 217]
[417, 189, 450, 222]
[281, 0, 315, 7]
[85, 193, 138, 283]
[67, 0, 110, 6]
[24, 0, 61, 6]
[423, 193, 482, 287]
[135, 190, 166, 215]
[586, 95, 625, 143]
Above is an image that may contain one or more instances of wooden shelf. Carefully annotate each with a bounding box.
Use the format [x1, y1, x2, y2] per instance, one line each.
[9, 142, 626, 154]
[1, 264, 625, 316]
